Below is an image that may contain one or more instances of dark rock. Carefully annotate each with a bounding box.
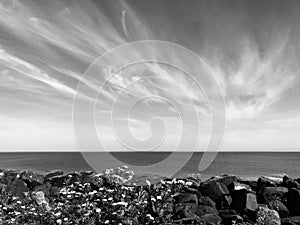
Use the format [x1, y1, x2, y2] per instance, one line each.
[221, 214, 243, 225]
[174, 203, 197, 219]
[200, 213, 222, 225]
[238, 177, 258, 191]
[269, 200, 289, 218]
[258, 186, 288, 204]
[43, 170, 63, 180]
[263, 186, 289, 196]
[49, 186, 60, 197]
[283, 176, 300, 189]
[231, 189, 258, 213]
[174, 193, 198, 204]
[198, 196, 217, 209]
[195, 205, 218, 216]
[19, 170, 44, 189]
[287, 188, 300, 216]
[257, 176, 279, 189]
[206, 175, 238, 186]
[200, 181, 229, 201]
[47, 174, 69, 187]
[33, 181, 52, 197]
[219, 209, 243, 224]
[5, 178, 29, 196]
[282, 216, 300, 225]
[216, 195, 232, 209]
[79, 171, 94, 183]
[256, 206, 281, 225]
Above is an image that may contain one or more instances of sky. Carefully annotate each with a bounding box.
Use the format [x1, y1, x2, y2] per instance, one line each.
[0, 0, 300, 151]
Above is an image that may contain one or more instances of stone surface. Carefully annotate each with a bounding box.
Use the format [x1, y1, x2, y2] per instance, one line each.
[231, 189, 258, 213]
[44, 170, 64, 180]
[269, 200, 289, 218]
[195, 205, 218, 216]
[200, 181, 229, 201]
[201, 213, 222, 224]
[287, 188, 300, 216]
[257, 206, 281, 225]
[198, 196, 217, 208]
[283, 176, 300, 189]
[281, 216, 300, 225]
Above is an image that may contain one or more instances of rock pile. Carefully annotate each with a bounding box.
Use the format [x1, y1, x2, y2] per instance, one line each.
[0, 167, 299, 224]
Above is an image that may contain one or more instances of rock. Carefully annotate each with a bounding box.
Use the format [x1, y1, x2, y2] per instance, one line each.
[174, 193, 198, 204]
[201, 213, 222, 224]
[282, 216, 300, 225]
[287, 188, 300, 216]
[263, 187, 289, 196]
[269, 200, 289, 218]
[33, 191, 51, 211]
[256, 206, 281, 225]
[228, 181, 252, 192]
[5, 178, 29, 195]
[283, 176, 300, 189]
[195, 205, 218, 216]
[174, 203, 197, 220]
[34, 181, 52, 197]
[216, 195, 232, 209]
[206, 175, 238, 186]
[231, 189, 258, 213]
[198, 196, 217, 208]
[257, 177, 279, 189]
[219, 209, 242, 224]
[221, 214, 244, 225]
[19, 170, 44, 189]
[47, 174, 69, 187]
[44, 170, 63, 180]
[238, 177, 258, 191]
[79, 171, 94, 183]
[200, 181, 229, 201]
[258, 186, 289, 204]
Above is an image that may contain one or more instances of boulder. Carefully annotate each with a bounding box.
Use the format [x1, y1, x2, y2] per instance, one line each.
[216, 195, 232, 209]
[221, 214, 244, 225]
[257, 176, 279, 189]
[283, 176, 300, 189]
[19, 170, 44, 189]
[282, 216, 300, 225]
[79, 171, 94, 183]
[174, 203, 197, 220]
[200, 181, 229, 201]
[238, 177, 258, 191]
[258, 186, 289, 204]
[263, 187, 289, 196]
[174, 193, 198, 204]
[33, 191, 51, 211]
[44, 170, 64, 180]
[228, 181, 252, 192]
[269, 200, 289, 218]
[200, 213, 222, 224]
[47, 174, 69, 187]
[219, 209, 241, 224]
[256, 206, 281, 225]
[195, 205, 218, 216]
[231, 189, 258, 213]
[5, 178, 29, 196]
[34, 181, 52, 197]
[198, 196, 217, 208]
[206, 175, 238, 186]
[287, 188, 300, 216]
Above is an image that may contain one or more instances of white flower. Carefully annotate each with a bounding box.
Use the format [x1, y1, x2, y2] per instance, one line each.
[56, 219, 62, 224]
